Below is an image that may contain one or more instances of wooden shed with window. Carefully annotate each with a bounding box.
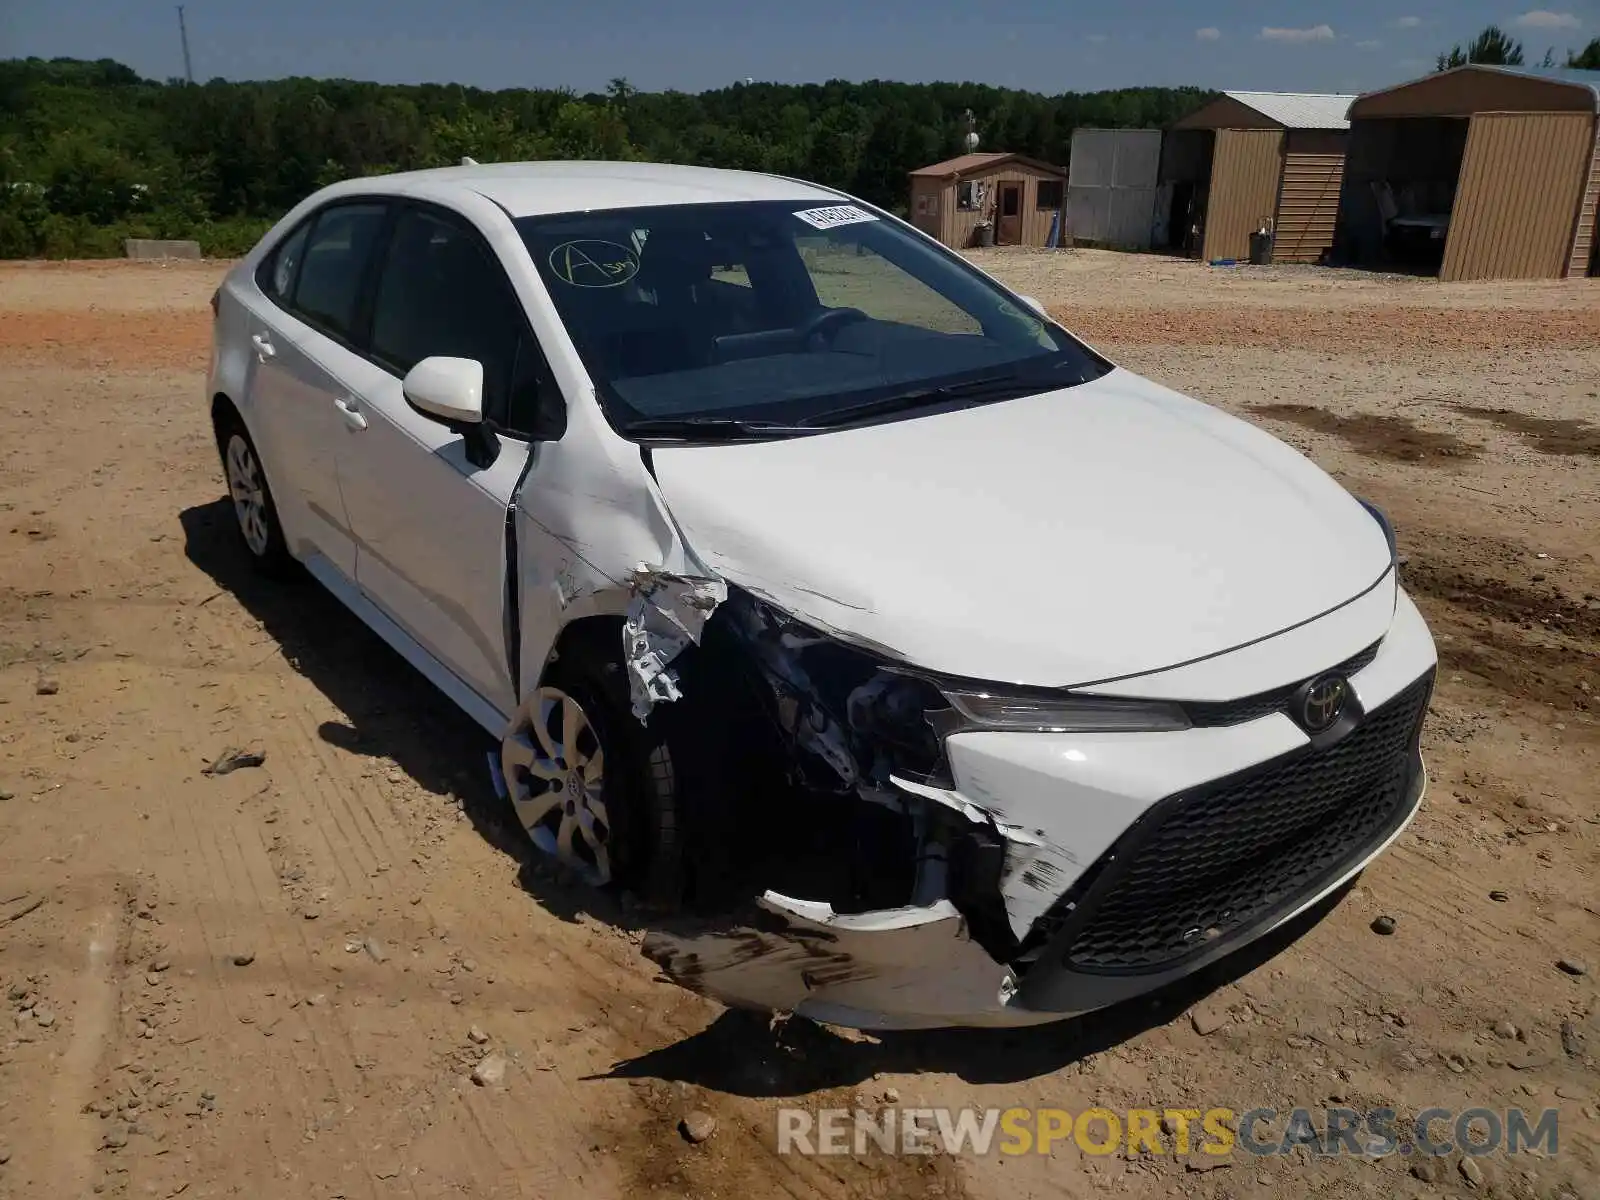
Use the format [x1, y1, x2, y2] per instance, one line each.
[1164, 91, 1355, 264]
[1340, 65, 1600, 280]
[907, 152, 1069, 250]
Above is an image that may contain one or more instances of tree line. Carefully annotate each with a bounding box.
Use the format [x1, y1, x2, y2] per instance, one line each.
[4, 31, 1595, 260]
[0, 57, 1209, 258]
[1437, 25, 1600, 70]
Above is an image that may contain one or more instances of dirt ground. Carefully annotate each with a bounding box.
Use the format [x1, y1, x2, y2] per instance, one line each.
[1, 249, 1597, 1200]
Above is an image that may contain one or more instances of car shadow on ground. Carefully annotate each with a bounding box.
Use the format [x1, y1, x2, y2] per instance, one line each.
[179, 496, 668, 931]
[181, 495, 1353, 1090]
[181, 498, 500, 812]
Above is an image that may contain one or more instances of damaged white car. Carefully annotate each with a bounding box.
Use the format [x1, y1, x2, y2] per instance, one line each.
[208, 161, 1437, 1029]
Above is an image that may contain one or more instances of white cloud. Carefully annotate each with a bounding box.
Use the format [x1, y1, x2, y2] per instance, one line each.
[1512, 10, 1581, 29]
[1393, 15, 1423, 28]
[1259, 24, 1336, 42]
[1195, 26, 1222, 41]
[1086, 33, 1109, 43]
[1356, 38, 1383, 49]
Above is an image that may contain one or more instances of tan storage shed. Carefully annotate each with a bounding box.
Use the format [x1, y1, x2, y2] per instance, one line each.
[1342, 65, 1600, 281]
[1165, 91, 1355, 264]
[907, 152, 1069, 250]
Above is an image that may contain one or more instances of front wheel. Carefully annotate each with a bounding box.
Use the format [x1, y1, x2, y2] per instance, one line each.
[501, 645, 682, 903]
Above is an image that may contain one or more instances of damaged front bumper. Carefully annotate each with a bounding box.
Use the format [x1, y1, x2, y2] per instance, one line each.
[644, 895, 1052, 1030]
[643, 591, 1439, 1029]
[647, 746, 1429, 1031]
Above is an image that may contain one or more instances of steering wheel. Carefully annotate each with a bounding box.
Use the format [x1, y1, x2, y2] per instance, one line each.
[800, 306, 870, 350]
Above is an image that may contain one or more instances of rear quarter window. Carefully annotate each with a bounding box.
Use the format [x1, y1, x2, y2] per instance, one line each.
[255, 220, 311, 302]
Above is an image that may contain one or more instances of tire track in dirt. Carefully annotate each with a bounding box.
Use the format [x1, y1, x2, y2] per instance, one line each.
[145, 707, 347, 1195]
[42, 905, 122, 1198]
[59, 573, 411, 1196]
[184, 585, 620, 1195]
[186, 602, 510, 1197]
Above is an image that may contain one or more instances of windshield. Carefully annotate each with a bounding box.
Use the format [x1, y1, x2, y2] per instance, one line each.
[516, 200, 1110, 439]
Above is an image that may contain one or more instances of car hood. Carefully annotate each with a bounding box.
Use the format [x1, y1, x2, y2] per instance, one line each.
[648, 367, 1395, 689]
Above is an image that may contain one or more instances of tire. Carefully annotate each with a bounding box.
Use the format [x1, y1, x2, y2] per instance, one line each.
[214, 411, 295, 577]
[501, 641, 683, 904]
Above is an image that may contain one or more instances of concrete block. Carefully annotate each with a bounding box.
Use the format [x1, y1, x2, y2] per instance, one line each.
[123, 239, 203, 261]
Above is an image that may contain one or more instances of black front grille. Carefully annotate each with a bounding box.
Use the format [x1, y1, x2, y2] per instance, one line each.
[1037, 670, 1432, 976]
[1183, 640, 1382, 727]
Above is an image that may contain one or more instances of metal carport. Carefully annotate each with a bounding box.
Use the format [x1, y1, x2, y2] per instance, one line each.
[1166, 91, 1355, 264]
[1342, 65, 1600, 281]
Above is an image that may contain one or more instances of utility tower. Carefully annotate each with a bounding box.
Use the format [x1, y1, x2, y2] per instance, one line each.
[177, 6, 194, 84]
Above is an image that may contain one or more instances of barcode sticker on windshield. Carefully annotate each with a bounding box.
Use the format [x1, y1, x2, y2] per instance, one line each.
[793, 205, 879, 230]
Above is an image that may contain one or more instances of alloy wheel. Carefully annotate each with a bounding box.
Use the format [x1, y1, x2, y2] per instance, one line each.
[225, 434, 271, 556]
[502, 687, 612, 884]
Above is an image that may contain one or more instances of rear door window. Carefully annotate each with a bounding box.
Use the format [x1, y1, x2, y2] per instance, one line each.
[290, 203, 388, 343]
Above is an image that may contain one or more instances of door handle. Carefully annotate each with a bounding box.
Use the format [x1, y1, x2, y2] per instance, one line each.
[333, 396, 368, 431]
[250, 333, 275, 360]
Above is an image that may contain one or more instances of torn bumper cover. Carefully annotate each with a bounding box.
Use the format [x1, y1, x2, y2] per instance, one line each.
[640, 589, 1437, 1029]
[643, 895, 1047, 1031]
[623, 566, 727, 720]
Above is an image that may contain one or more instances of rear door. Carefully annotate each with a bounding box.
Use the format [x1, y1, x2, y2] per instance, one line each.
[334, 202, 555, 717]
[246, 201, 389, 578]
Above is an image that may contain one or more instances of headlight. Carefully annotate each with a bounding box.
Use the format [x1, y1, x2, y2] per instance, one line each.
[939, 687, 1191, 734]
[722, 587, 1192, 805]
[1357, 497, 1398, 563]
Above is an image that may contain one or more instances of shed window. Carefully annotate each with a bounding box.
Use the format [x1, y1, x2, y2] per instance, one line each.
[957, 181, 984, 211]
[1037, 180, 1064, 210]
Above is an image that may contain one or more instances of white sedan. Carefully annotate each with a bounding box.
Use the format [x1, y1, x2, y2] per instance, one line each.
[208, 161, 1437, 1029]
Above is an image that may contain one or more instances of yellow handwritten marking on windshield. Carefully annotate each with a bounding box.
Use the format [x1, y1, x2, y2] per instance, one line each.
[549, 240, 639, 288]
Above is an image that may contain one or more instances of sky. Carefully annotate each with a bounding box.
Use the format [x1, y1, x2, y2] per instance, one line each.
[4, 1, 1598, 96]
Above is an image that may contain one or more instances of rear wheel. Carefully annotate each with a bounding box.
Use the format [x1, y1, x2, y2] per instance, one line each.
[215, 412, 294, 576]
[501, 644, 681, 903]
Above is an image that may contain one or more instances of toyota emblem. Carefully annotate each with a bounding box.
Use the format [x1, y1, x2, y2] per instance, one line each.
[1300, 674, 1348, 733]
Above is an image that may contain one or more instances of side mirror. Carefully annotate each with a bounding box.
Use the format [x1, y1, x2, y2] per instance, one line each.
[404, 356, 484, 425]
[403, 356, 499, 468]
[1016, 294, 1048, 318]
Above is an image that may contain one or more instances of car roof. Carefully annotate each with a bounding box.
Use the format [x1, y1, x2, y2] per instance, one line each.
[332, 160, 840, 219]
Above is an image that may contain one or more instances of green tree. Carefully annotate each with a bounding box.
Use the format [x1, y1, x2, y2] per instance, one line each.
[37, 131, 143, 222]
[426, 107, 544, 165]
[1569, 38, 1600, 69]
[1437, 25, 1525, 71]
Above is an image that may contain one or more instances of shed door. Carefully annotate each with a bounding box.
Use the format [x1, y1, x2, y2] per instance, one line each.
[997, 182, 1023, 244]
[1202, 129, 1284, 262]
[1441, 112, 1595, 281]
[1274, 131, 1347, 264]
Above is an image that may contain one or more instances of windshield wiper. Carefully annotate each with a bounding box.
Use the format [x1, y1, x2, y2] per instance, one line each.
[622, 415, 815, 440]
[798, 371, 1041, 428]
